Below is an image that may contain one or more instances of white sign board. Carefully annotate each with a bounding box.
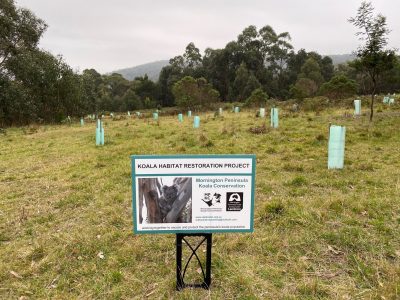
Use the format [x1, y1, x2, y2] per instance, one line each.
[131, 155, 255, 234]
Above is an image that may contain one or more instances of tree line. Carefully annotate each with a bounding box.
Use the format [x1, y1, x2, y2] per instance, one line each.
[1, 0, 398, 126]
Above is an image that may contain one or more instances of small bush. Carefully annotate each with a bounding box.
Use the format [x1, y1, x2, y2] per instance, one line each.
[198, 133, 214, 148]
[28, 245, 45, 261]
[283, 164, 304, 172]
[289, 176, 308, 186]
[176, 146, 186, 152]
[199, 133, 208, 143]
[266, 147, 277, 154]
[260, 201, 285, 221]
[302, 97, 330, 112]
[109, 271, 123, 284]
[249, 124, 267, 134]
[372, 131, 382, 137]
[319, 75, 358, 100]
[245, 88, 268, 107]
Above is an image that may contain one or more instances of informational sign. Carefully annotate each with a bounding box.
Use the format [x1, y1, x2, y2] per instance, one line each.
[131, 155, 255, 234]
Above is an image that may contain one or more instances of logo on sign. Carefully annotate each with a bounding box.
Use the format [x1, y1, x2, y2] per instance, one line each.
[226, 192, 243, 211]
[201, 193, 222, 207]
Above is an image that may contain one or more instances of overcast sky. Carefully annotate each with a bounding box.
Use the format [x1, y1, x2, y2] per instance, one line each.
[16, 0, 400, 73]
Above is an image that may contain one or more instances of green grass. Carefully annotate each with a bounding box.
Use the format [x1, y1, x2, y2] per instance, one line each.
[0, 104, 399, 299]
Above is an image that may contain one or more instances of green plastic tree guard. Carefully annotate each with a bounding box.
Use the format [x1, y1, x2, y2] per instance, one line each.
[96, 119, 101, 146]
[188, 110, 192, 117]
[234, 107, 240, 113]
[270, 108, 279, 128]
[153, 112, 158, 120]
[193, 116, 200, 128]
[178, 113, 183, 122]
[219, 107, 223, 115]
[354, 99, 361, 115]
[100, 126, 104, 145]
[260, 108, 265, 118]
[328, 125, 346, 169]
[95, 119, 104, 146]
[80, 118, 84, 126]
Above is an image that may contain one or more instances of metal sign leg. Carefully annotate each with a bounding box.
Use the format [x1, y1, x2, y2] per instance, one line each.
[176, 233, 212, 290]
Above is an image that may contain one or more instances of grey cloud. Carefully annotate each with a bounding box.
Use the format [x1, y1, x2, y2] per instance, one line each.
[16, 0, 400, 73]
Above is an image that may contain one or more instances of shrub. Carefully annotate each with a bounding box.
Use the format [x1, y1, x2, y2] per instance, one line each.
[302, 96, 330, 112]
[289, 176, 308, 186]
[290, 78, 318, 100]
[245, 88, 268, 107]
[172, 76, 220, 110]
[259, 201, 285, 221]
[319, 75, 358, 100]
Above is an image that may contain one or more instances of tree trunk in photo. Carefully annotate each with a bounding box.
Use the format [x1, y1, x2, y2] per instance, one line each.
[138, 178, 162, 223]
[138, 182, 144, 224]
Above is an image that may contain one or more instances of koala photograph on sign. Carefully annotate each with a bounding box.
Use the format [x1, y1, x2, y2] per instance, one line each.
[137, 177, 192, 224]
[131, 155, 255, 234]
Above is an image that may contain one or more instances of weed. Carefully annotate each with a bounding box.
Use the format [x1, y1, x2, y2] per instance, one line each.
[315, 134, 326, 141]
[109, 271, 123, 284]
[289, 175, 308, 186]
[259, 201, 285, 221]
[283, 163, 304, 172]
[373, 131, 382, 137]
[265, 147, 277, 154]
[28, 245, 45, 261]
[249, 124, 267, 134]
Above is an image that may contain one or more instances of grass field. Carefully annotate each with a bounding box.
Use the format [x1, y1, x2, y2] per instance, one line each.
[0, 103, 399, 299]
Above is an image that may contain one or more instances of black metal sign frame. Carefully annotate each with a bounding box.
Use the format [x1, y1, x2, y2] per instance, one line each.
[176, 233, 212, 290]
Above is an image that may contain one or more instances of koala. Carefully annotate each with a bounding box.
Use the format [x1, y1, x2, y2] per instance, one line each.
[159, 184, 179, 220]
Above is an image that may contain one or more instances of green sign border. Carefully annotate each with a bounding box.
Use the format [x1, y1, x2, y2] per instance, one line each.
[131, 154, 256, 234]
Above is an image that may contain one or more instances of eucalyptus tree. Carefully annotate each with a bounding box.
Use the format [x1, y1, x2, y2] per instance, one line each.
[183, 42, 202, 69]
[0, 0, 46, 76]
[349, 1, 396, 121]
[259, 25, 293, 76]
[172, 76, 219, 110]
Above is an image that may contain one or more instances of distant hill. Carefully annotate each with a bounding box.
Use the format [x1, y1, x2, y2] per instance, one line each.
[112, 60, 169, 81]
[113, 54, 355, 82]
[328, 54, 356, 65]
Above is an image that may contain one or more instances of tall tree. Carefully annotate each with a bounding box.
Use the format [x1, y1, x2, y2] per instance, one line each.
[349, 1, 396, 121]
[298, 57, 324, 87]
[258, 26, 294, 99]
[183, 42, 202, 69]
[232, 62, 260, 101]
[133, 74, 159, 103]
[290, 57, 324, 100]
[81, 69, 102, 113]
[0, 0, 47, 76]
[158, 65, 182, 107]
[172, 76, 219, 110]
[202, 47, 231, 101]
